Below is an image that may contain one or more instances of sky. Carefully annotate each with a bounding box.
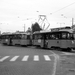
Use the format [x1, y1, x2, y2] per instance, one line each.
[0, 0, 75, 33]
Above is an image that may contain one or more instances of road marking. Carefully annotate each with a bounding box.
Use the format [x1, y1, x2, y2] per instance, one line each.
[0, 55, 53, 62]
[49, 50, 60, 75]
[10, 56, 19, 61]
[0, 56, 10, 62]
[34, 55, 39, 61]
[22, 55, 29, 61]
[62, 52, 75, 55]
[52, 55, 59, 75]
[44, 55, 51, 61]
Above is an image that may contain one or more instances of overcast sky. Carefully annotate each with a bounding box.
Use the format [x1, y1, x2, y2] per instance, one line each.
[0, 0, 75, 33]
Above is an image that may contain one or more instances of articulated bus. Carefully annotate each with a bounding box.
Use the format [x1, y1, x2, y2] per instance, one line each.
[1, 33, 32, 46]
[32, 28, 75, 51]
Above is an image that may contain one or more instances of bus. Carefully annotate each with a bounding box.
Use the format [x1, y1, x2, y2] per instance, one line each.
[12, 33, 32, 46]
[1, 33, 14, 45]
[32, 28, 75, 51]
[1, 32, 32, 46]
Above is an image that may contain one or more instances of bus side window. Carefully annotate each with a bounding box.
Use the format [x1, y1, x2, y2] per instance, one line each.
[51, 34, 56, 39]
[45, 34, 49, 40]
[62, 33, 67, 39]
[21, 34, 24, 39]
[27, 35, 30, 39]
[18, 34, 21, 39]
[14, 35, 17, 39]
[22, 34, 26, 39]
[49, 34, 53, 39]
[25, 35, 27, 39]
[14, 35, 16, 39]
[49, 34, 52, 39]
[71, 34, 75, 40]
[67, 33, 74, 39]
[38, 35, 42, 39]
[55, 34, 60, 39]
[67, 33, 70, 39]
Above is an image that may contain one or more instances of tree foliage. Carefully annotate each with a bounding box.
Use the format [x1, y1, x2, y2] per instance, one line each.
[26, 27, 32, 33]
[32, 22, 42, 32]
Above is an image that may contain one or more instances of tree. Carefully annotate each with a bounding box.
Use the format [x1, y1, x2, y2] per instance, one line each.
[32, 22, 42, 32]
[26, 27, 32, 33]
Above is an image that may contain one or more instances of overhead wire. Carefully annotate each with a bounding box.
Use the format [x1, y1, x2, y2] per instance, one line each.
[51, 2, 75, 14]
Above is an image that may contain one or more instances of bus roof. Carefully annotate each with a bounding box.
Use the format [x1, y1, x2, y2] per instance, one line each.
[33, 30, 51, 34]
[1, 32, 31, 35]
[59, 29, 73, 33]
[33, 29, 74, 34]
[51, 26, 71, 32]
[12, 32, 30, 34]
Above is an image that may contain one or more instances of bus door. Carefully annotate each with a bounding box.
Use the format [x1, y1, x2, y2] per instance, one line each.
[44, 33, 49, 48]
[8, 35, 13, 45]
[18, 34, 21, 45]
[38, 34, 44, 48]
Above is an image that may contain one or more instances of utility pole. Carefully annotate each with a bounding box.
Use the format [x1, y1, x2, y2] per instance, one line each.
[31, 24, 33, 34]
[24, 24, 25, 32]
[72, 18, 74, 28]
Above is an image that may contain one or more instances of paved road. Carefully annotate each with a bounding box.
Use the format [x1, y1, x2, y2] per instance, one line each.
[0, 44, 58, 75]
[0, 44, 75, 75]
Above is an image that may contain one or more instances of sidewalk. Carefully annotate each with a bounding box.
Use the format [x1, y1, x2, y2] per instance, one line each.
[56, 54, 75, 75]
